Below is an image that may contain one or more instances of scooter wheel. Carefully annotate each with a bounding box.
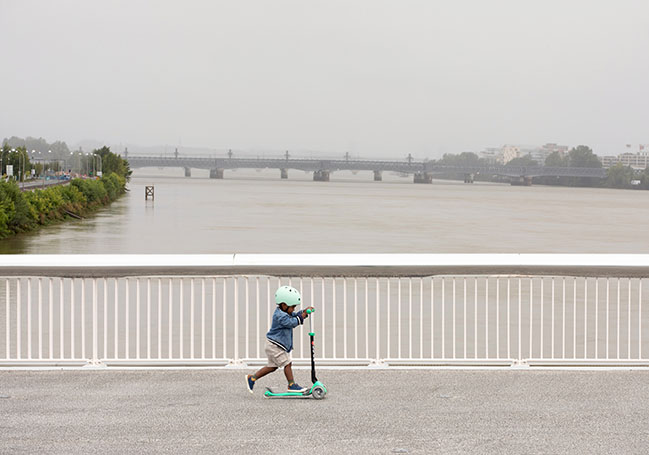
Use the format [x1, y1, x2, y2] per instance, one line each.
[311, 386, 326, 400]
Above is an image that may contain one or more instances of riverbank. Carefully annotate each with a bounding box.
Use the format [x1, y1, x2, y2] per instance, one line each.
[0, 173, 127, 240]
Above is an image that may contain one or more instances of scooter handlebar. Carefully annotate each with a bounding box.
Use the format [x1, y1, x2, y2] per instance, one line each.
[306, 308, 315, 314]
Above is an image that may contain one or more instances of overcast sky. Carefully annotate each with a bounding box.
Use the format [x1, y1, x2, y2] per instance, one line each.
[1, 0, 648, 158]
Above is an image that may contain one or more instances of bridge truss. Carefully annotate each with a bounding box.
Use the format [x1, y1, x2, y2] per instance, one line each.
[126, 156, 607, 179]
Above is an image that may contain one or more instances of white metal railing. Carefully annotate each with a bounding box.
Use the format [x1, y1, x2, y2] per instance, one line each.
[1, 254, 648, 368]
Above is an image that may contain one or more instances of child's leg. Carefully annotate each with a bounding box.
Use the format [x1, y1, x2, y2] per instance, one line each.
[283, 363, 295, 384]
[250, 366, 277, 381]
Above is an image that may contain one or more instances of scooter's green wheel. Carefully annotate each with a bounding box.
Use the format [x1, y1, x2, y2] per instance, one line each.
[311, 386, 326, 400]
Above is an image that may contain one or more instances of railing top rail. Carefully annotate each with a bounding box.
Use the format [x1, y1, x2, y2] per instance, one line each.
[1, 254, 649, 277]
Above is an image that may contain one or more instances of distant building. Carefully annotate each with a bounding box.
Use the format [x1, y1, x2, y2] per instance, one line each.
[600, 156, 616, 168]
[501, 145, 520, 164]
[479, 148, 503, 164]
[600, 152, 649, 169]
[535, 143, 569, 164]
[479, 143, 567, 165]
[516, 143, 568, 165]
[479, 145, 520, 164]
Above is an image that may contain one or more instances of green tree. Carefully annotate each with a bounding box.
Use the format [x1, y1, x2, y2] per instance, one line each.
[49, 140, 71, 162]
[545, 151, 568, 167]
[438, 152, 484, 166]
[568, 145, 602, 168]
[24, 137, 49, 154]
[605, 163, 635, 189]
[506, 154, 538, 166]
[0, 181, 37, 232]
[1, 145, 30, 181]
[564, 145, 602, 187]
[50, 140, 70, 155]
[2, 136, 26, 149]
[640, 167, 649, 190]
[0, 173, 126, 239]
[2, 136, 73, 164]
[92, 146, 132, 180]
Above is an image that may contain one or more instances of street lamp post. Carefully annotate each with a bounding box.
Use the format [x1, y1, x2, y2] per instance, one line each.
[33, 151, 43, 188]
[46, 150, 52, 180]
[9, 148, 15, 180]
[86, 153, 93, 177]
[73, 151, 81, 175]
[27, 150, 34, 180]
[18, 149, 23, 188]
[10, 148, 25, 189]
[94, 154, 102, 177]
[68, 151, 74, 175]
[0, 146, 7, 178]
[40, 157, 46, 189]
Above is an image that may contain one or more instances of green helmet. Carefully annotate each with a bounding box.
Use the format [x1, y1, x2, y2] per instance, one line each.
[275, 285, 301, 307]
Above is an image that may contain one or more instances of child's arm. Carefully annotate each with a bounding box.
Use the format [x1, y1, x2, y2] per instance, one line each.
[294, 307, 314, 319]
[276, 310, 304, 328]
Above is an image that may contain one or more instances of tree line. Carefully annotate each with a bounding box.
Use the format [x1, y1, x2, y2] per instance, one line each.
[1, 142, 131, 182]
[433, 146, 649, 189]
[0, 146, 130, 240]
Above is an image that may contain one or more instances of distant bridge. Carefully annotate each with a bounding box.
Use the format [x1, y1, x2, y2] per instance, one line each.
[126, 155, 607, 185]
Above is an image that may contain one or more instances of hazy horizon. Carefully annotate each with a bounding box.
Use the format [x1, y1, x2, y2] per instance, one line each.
[1, 0, 648, 158]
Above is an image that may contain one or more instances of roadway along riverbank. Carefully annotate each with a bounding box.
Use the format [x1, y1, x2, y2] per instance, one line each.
[19, 179, 70, 191]
[1, 369, 648, 454]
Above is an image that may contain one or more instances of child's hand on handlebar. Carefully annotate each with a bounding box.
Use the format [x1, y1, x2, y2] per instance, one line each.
[302, 306, 315, 318]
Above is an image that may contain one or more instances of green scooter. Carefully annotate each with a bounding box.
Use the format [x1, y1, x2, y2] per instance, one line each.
[264, 308, 327, 399]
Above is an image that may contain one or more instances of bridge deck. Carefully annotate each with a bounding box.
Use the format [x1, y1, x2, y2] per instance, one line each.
[126, 156, 607, 178]
[2, 368, 646, 453]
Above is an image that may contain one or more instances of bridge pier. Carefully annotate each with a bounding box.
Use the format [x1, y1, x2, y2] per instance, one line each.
[280, 168, 288, 179]
[510, 176, 533, 186]
[413, 172, 432, 184]
[209, 169, 224, 179]
[464, 173, 475, 183]
[313, 170, 330, 182]
[373, 170, 382, 181]
[184, 167, 191, 178]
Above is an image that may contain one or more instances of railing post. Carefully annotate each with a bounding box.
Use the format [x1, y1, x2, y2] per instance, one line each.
[226, 276, 246, 368]
[369, 278, 386, 368]
[85, 278, 104, 367]
[5, 279, 9, 360]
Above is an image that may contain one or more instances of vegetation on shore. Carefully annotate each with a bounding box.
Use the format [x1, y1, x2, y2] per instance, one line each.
[435, 145, 649, 189]
[0, 147, 130, 240]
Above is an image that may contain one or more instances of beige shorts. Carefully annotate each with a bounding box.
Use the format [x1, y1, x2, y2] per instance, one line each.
[265, 339, 291, 368]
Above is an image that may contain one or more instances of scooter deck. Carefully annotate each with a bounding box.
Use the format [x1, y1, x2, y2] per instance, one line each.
[264, 387, 311, 398]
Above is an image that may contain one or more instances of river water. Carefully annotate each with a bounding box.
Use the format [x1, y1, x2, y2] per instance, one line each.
[2, 167, 648, 254]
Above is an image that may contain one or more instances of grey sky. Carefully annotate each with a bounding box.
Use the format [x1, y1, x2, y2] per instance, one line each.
[1, 0, 648, 158]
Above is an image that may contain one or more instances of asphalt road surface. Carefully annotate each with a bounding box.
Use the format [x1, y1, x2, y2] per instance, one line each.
[19, 179, 71, 191]
[2, 368, 649, 454]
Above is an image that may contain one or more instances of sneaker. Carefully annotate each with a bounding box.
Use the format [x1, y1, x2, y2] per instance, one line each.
[287, 382, 307, 393]
[246, 375, 255, 394]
